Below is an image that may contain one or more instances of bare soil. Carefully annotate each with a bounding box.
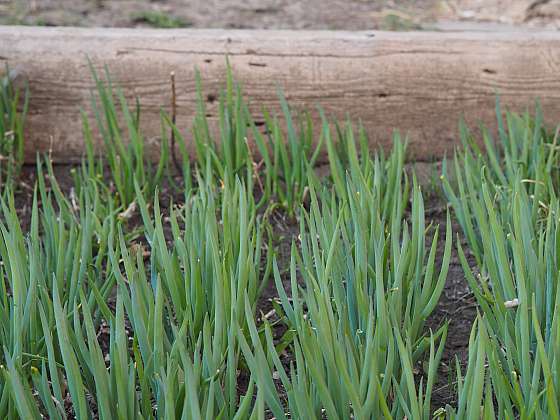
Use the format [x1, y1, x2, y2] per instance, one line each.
[1, 0, 560, 30]
[426, 205, 477, 409]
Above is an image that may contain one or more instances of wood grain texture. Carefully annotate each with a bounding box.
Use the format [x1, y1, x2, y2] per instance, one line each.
[1, 26, 560, 163]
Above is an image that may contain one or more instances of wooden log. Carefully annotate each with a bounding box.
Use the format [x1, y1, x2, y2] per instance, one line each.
[1, 26, 560, 163]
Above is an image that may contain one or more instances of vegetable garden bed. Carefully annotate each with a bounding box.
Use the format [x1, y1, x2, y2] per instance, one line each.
[1, 27, 560, 419]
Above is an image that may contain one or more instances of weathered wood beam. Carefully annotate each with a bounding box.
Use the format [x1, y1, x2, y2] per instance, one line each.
[1, 26, 559, 162]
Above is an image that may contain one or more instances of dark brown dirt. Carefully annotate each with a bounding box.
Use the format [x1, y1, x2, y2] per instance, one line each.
[425, 204, 477, 410]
